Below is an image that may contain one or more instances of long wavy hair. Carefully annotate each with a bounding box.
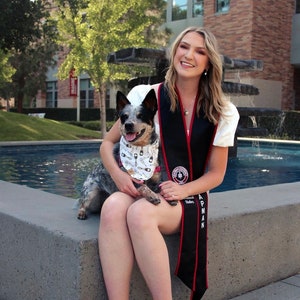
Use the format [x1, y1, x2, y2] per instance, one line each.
[164, 27, 226, 124]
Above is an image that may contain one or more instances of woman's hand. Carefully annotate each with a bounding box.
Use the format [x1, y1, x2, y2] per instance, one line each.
[159, 146, 229, 201]
[159, 180, 188, 202]
[111, 168, 143, 198]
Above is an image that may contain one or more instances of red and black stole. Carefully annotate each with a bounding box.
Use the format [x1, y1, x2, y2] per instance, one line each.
[158, 83, 216, 299]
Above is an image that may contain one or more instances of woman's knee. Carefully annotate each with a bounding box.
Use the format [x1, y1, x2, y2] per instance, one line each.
[100, 192, 133, 226]
[126, 200, 156, 231]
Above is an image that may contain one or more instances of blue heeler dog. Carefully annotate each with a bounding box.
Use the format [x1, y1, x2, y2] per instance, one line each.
[76, 88, 165, 220]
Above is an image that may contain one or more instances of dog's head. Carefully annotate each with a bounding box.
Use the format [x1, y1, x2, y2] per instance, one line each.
[116, 89, 158, 147]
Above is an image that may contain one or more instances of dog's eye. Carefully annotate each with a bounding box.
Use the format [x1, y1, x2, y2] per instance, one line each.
[120, 113, 128, 122]
[136, 113, 143, 119]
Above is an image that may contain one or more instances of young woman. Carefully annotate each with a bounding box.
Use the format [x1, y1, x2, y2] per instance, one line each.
[98, 27, 239, 300]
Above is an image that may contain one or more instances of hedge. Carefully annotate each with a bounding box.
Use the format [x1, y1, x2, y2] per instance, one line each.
[10, 108, 300, 139]
[10, 108, 118, 122]
[243, 111, 300, 139]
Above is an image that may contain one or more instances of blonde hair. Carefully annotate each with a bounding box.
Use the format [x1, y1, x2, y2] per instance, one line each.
[164, 27, 226, 124]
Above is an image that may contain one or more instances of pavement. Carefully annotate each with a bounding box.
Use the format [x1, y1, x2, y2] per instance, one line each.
[230, 273, 300, 300]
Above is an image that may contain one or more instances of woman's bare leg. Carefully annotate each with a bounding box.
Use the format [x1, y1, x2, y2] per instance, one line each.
[98, 192, 135, 300]
[127, 198, 182, 300]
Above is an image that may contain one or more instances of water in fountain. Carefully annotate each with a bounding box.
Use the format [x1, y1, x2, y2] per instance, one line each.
[275, 111, 286, 137]
[248, 116, 261, 148]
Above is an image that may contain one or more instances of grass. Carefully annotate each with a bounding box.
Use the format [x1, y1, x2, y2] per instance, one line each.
[0, 110, 101, 141]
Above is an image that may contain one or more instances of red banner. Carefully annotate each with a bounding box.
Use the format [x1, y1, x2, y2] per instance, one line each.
[69, 69, 78, 96]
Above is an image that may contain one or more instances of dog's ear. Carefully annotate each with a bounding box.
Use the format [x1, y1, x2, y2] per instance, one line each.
[142, 89, 158, 114]
[116, 91, 131, 115]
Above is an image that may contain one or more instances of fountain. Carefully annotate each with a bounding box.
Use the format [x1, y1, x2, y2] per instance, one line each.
[107, 48, 282, 156]
[107, 48, 261, 94]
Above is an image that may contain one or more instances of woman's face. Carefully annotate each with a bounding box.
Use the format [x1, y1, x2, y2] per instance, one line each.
[174, 31, 210, 80]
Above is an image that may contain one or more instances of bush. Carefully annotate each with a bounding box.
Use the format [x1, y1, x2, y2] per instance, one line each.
[65, 121, 85, 128]
[255, 111, 300, 139]
[283, 111, 300, 139]
[67, 120, 116, 132]
[83, 121, 101, 131]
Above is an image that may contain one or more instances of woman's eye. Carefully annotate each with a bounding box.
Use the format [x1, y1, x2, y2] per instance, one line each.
[179, 44, 188, 49]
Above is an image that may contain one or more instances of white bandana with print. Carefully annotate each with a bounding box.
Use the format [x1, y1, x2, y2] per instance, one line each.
[119, 136, 159, 181]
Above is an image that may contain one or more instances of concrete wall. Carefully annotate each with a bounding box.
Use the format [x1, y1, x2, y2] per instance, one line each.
[228, 78, 282, 109]
[1, 180, 300, 300]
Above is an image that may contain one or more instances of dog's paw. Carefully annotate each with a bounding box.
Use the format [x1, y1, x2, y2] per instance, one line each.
[147, 195, 161, 205]
[137, 185, 161, 205]
[168, 200, 178, 206]
[77, 208, 87, 220]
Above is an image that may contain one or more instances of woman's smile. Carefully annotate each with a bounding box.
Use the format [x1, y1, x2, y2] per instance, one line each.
[180, 61, 195, 68]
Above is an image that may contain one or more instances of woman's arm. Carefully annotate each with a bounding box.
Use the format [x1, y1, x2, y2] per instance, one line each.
[100, 120, 141, 197]
[159, 146, 228, 201]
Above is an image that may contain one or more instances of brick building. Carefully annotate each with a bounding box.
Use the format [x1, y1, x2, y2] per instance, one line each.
[37, 0, 300, 111]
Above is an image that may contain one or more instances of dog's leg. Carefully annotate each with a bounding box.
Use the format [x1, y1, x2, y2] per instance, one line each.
[137, 184, 161, 205]
[137, 184, 178, 206]
[77, 189, 109, 220]
[77, 203, 88, 220]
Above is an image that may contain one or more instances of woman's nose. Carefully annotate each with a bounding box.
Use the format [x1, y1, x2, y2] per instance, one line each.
[184, 49, 193, 60]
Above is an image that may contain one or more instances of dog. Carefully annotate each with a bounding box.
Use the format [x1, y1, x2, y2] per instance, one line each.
[76, 87, 173, 220]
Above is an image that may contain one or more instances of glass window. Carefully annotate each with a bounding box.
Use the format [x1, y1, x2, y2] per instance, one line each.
[80, 79, 94, 108]
[88, 90, 94, 108]
[216, 0, 230, 13]
[105, 88, 110, 108]
[46, 81, 57, 108]
[172, 0, 187, 20]
[80, 90, 86, 108]
[193, 0, 204, 17]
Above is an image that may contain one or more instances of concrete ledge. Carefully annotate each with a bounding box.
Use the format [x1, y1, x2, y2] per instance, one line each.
[205, 182, 300, 299]
[0, 180, 300, 300]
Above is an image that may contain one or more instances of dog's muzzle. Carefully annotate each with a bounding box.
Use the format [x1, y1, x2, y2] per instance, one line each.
[124, 122, 145, 142]
[125, 122, 134, 132]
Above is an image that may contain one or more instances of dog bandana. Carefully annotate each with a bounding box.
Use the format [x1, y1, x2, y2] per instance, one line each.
[119, 136, 159, 181]
[158, 83, 217, 300]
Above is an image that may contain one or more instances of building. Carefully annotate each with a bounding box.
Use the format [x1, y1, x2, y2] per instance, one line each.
[37, 0, 300, 111]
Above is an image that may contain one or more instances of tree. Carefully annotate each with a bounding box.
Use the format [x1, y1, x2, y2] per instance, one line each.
[0, 0, 44, 52]
[0, 50, 15, 88]
[54, 0, 168, 137]
[0, 50, 16, 109]
[0, 0, 58, 112]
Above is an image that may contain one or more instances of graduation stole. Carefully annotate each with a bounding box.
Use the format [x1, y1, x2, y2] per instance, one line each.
[158, 84, 216, 299]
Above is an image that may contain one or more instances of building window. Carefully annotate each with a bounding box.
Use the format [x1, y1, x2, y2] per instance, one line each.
[106, 88, 110, 108]
[172, 0, 187, 20]
[46, 81, 57, 108]
[297, 0, 300, 13]
[216, 0, 230, 13]
[193, 0, 204, 17]
[80, 79, 94, 108]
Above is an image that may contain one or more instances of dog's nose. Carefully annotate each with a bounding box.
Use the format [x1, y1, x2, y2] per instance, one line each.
[125, 122, 134, 132]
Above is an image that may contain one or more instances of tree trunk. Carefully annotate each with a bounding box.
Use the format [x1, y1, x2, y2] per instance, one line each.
[99, 83, 107, 139]
[17, 91, 24, 113]
[17, 75, 25, 113]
